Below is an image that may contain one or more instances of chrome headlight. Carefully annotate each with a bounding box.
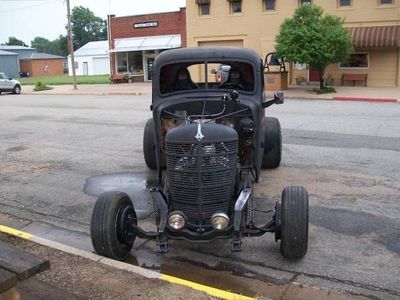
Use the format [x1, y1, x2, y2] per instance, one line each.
[210, 212, 230, 230]
[168, 211, 186, 230]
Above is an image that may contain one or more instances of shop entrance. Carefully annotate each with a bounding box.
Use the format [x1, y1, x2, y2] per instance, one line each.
[309, 68, 320, 82]
[145, 55, 156, 81]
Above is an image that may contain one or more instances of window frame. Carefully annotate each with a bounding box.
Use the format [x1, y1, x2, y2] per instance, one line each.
[199, 3, 210, 16]
[230, 0, 242, 14]
[264, 0, 276, 11]
[337, 0, 352, 7]
[159, 60, 256, 95]
[299, 0, 312, 6]
[378, 0, 394, 5]
[338, 52, 370, 69]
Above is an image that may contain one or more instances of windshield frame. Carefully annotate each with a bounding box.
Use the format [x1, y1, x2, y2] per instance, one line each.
[156, 58, 258, 98]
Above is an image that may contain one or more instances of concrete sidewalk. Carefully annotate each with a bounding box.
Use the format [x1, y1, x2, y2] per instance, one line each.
[20, 83, 400, 102]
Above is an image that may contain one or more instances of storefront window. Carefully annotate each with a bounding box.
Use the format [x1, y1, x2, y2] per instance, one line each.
[116, 52, 144, 74]
[128, 52, 143, 75]
[339, 53, 369, 68]
[116, 52, 127, 73]
[379, 0, 393, 4]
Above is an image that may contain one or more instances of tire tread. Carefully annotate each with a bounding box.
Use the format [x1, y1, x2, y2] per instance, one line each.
[280, 186, 308, 259]
[90, 192, 134, 260]
[143, 118, 157, 170]
[262, 117, 282, 169]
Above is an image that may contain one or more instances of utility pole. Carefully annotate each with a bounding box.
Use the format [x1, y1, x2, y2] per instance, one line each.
[66, 0, 77, 90]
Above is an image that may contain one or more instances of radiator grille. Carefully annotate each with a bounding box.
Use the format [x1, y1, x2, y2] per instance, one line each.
[166, 140, 237, 223]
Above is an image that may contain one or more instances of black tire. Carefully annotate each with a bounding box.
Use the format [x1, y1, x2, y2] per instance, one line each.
[13, 85, 21, 95]
[262, 117, 282, 169]
[143, 118, 157, 170]
[279, 186, 308, 259]
[90, 191, 137, 261]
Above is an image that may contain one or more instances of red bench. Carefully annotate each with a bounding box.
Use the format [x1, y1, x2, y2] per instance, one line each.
[342, 73, 367, 86]
[110, 74, 128, 84]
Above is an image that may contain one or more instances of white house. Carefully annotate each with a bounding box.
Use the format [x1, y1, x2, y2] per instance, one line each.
[68, 41, 109, 76]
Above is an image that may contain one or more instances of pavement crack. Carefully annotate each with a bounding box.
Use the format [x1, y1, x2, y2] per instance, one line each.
[0, 202, 90, 227]
[278, 282, 292, 300]
[195, 250, 400, 297]
[346, 290, 381, 300]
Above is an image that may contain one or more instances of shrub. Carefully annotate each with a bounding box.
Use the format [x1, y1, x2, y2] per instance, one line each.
[33, 81, 53, 91]
[312, 86, 336, 94]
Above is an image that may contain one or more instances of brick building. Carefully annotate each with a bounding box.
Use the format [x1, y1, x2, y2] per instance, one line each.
[20, 53, 64, 77]
[108, 8, 186, 82]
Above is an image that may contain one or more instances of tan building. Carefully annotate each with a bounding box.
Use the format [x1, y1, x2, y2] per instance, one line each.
[186, 0, 400, 87]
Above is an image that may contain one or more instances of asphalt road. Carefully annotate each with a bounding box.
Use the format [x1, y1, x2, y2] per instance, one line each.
[0, 94, 399, 299]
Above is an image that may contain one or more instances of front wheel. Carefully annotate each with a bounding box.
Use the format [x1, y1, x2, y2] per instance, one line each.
[278, 186, 308, 259]
[90, 191, 137, 260]
[13, 85, 21, 95]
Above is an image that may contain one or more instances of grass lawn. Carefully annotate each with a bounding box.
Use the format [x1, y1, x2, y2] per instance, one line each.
[19, 75, 110, 85]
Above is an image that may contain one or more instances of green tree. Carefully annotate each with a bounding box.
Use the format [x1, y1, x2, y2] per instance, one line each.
[5, 36, 28, 47]
[275, 5, 353, 89]
[31, 37, 52, 53]
[53, 35, 68, 57]
[31, 35, 68, 57]
[71, 6, 107, 50]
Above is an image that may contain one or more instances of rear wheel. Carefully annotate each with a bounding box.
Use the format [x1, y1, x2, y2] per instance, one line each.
[143, 118, 157, 170]
[262, 117, 282, 169]
[90, 191, 137, 260]
[279, 186, 308, 259]
[13, 85, 21, 95]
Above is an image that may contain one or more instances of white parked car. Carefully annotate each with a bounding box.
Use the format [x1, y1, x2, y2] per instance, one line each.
[0, 72, 21, 95]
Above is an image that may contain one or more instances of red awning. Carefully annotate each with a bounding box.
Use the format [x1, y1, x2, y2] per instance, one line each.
[347, 26, 400, 48]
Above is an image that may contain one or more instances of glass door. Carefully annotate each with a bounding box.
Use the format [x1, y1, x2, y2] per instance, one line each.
[145, 56, 155, 81]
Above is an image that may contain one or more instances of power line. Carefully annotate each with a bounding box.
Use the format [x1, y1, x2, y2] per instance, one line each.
[0, 0, 61, 15]
[0, 0, 51, 2]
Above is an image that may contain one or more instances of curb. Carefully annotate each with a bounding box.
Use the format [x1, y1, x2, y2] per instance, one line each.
[21, 92, 146, 96]
[333, 96, 398, 103]
[0, 225, 257, 300]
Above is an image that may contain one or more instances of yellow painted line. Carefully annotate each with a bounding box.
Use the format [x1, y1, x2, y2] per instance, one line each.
[0, 224, 257, 299]
[0, 225, 33, 239]
[160, 274, 257, 300]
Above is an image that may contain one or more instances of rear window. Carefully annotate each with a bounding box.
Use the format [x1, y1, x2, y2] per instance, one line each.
[159, 61, 255, 94]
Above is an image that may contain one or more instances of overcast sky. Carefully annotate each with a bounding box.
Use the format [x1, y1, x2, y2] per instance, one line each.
[0, 0, 186, 46]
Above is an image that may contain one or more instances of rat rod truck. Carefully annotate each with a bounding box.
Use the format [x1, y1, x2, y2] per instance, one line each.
[90, 47, 309, 261]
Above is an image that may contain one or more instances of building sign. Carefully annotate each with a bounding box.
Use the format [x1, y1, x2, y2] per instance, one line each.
[134, 21, 158, 29]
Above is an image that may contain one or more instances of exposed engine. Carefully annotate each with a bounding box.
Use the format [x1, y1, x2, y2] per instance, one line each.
[161, 115, 254, 163]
